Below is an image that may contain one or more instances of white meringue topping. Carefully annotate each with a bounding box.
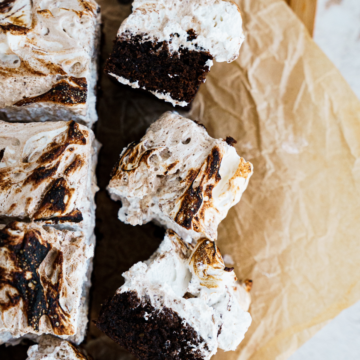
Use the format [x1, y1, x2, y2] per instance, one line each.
[119, 0, 245, 62]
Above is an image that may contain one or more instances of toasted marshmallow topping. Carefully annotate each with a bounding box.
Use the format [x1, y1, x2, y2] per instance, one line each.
[189, 238, 234, 289]
[0, 222, 92, 344]
[27, 336, 89, 360]
[119, 0, 244, 62]
[119, 230, 252, 358]
[188, 238, 252, 351]
[0, 0, 32, 28]
[0, 0, 100, 125]
[0, 120, 93, 224]
[108, 112, 253, 242]
[0, 0, 99, 77]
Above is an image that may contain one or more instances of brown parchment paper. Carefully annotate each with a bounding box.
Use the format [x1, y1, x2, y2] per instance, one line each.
[189, 1, 360, 359]
[2, 0, 360, 359]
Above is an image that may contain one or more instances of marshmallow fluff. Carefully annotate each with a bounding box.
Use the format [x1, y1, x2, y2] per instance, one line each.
[119, 0, 245, 63]
[27, 336, 90, 360]
[107, 112, 253, 242]
[0, 222, 93, 345]
[0, 0, 101, 126]
[96, 230, 252, 359]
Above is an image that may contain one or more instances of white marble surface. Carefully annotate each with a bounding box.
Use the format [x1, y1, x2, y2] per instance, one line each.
[290, 301, 360, 359]
[314, 0, 360, 98]
[290, 0, 360, 358]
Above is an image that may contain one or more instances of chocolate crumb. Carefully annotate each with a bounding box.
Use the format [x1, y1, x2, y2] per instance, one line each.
[225, 136, 237, 147]
[224, 267, 234, 272]
[187, 29, 198, 41]
[0, 148, 5, 162]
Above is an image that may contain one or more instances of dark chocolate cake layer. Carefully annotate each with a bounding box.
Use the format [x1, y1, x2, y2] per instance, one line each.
[105, 34, 213, 105]
[95, 291, 208, 360]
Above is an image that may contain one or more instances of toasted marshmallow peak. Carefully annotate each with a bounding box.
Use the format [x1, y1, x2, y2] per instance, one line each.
[27, 336, 89, 360]
[190, 238, 235, 289]
[0, 120, 93, 224]
[117, 229, 252, 357]
[0, 222, 91, 344]
[108, 111, 253, 242]
[186, 237, 252, 312]
[119, 0, 244, 62]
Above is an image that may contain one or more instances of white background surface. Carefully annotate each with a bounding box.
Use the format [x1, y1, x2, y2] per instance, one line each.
[314, 0, 360, 98]
[290, 0, 360, 358]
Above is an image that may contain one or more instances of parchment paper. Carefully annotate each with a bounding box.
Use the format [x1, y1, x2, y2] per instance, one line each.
[2, 0, 360, 359]
[189, 1, 360, 359]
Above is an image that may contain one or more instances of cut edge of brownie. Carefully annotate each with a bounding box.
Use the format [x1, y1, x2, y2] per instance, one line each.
[104, 33, 213, 106]
[95, 291, 209, 360]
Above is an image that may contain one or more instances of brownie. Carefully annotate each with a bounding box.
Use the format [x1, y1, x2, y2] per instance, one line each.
[96, 291, 207, 360]
[105, 34, 213, 106]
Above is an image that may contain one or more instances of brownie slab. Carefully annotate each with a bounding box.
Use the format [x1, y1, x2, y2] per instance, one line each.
[105, 34, 213, 107]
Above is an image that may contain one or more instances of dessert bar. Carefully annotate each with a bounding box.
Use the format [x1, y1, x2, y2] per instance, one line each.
[105, 0, 244, 106]
[96, 229, 252, 360]
[108, 112, 252, 242]
[0, 222, 93, 345]
[0, 0, 101, 126]
[0, 120, 98, 236]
